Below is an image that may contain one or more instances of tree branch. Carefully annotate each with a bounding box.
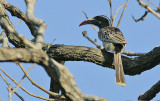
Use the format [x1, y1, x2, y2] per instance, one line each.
[116, 0, 129, 28]
[132, 10, 149, 22]
[108, 0, 113, 26]
[45, 44, 160, 76]
[0, 73, 24, 101]
[0, 0, 37, 37]
[0, 67, 57, 101]
[82, 31, 103, 49]
[137, 0, 160, 19]
[138, 80, 160, 100]
[82, 10, 98, 34]
[25, 0, 47, 49]
[0, 2, 34, 48]
[18, 63, 61, 99]
[113, 4, 125, 26]
[0, 48, 108, 101]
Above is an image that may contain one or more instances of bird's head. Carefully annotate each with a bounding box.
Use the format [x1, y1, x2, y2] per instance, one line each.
[79, 15, 111, 28]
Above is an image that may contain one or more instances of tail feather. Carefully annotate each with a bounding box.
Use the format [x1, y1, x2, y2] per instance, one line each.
[114, 52, 126, 87]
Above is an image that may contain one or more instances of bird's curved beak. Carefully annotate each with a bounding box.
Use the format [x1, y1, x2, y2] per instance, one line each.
[79, 18, 95, 26]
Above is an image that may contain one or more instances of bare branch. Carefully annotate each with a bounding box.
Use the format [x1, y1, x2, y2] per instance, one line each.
[7, 85, 12, 101]
[137, 0, 160, 19]
[113, 4, 125, 26]
[108, 0, 113, 26]
[0, 67, 58, 101]
[82, 10, 98, 33]
[10, 63, 35, 94]
[122, 50, 145, 56]
[25, 0, 47, 49]
[0, 20, 36, 49]
[0, 0, 37, 37]
[18, 63, 62, 99]
[147, 0, 159, 8]
[82, 31, 144, 56]
[138, 80, 160, 100]
[147, 0, 160, 13]
[1, 19, 22, 48]
[82, 31, 103, 49]
[83, 94, 108, 101]
[0, 3, 36, 49]
[0, 74, 24, 101]
[0, 48, 108, 101]
[0, 30, 4, 44]
[10, 75, 24, 95]
[132, 10, 149, 22]
[46, 44, 160, 76]
[14, 20, 22, 26]
[2, 36, 8, 47]
[116, 0, 129, 28]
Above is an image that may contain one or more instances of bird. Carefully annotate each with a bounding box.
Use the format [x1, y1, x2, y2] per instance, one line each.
[79, 15, 127, 87]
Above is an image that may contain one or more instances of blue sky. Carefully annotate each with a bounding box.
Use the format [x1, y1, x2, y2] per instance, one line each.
[0, 0, 160, 101]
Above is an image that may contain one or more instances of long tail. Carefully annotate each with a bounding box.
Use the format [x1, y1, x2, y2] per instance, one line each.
[114, 52, 126, 87]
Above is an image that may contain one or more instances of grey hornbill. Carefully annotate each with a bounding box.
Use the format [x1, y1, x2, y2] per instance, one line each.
[79, 15, 127, 87]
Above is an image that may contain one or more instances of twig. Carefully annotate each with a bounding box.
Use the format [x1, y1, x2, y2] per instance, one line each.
[26, 63, 36, 72]
[116, 0, 129, 28]
[132, 10, 149, 22]
[82, 10, 98, 33]
[0, 74, 24, 101]
[138, 80, 160, 100]
[45, 39, 56, 52]
[113, 4, 125, 26]
[82, 10, 89, 19]
[10, 63, 33, 95]
[147, 0, 158, 8]
[82, 31, 145, 56]
[0, 67, 58, 101]
[108, 0, 113, 26]
[14, 20, 22, 26]
[10, 76, 24, 95]
[137, 0, 160, 19]
[147, 0, 160, 13]
[7, 84, 12, 101]
[122, 50, 145, 56]
[17, 63, 63, 99]
[82, 31, 103, 49]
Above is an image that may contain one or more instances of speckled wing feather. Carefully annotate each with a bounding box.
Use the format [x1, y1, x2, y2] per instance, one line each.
[98, 26, 127, 45]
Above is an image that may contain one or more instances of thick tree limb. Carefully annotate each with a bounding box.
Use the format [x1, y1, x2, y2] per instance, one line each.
[0, 2, 32, 48]
[25, 0, 47, 49]
[0, 0, 37, 37]
[138, 80, 160, 100]
[0, 48, 107, 101]
[46, 44, 160, 76]
[0, 0, 159, 100]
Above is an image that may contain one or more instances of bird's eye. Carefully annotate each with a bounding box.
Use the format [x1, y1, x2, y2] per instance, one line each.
[98, 21, 101, 24]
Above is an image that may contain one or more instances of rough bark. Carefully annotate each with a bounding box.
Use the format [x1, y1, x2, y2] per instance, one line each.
[46, 44, 160, 76]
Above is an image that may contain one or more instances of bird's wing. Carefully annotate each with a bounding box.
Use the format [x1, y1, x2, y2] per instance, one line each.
[98, 26, 127, 45]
